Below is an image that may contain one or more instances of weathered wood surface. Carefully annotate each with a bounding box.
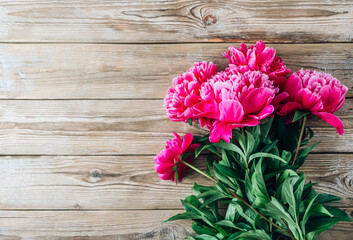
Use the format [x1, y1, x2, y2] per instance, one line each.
[0, 154, 351, 210]
[0, 100, 351, 155]
[0, 210, 350, 240]
[0, 1, 352, 239]
[0, 43, 352, 99]
[0, 1, 352, 43]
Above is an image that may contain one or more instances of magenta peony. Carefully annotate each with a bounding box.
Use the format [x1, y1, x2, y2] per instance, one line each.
[197, 71, 281, 143]
[224, 40, 291, 88]
[154, 132, 200, 182]
[164, 62, 217, 122]
[278, 69, 348, 135]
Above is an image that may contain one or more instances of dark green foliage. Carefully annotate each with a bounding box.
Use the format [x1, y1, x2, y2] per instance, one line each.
[166, 116, 351, 240]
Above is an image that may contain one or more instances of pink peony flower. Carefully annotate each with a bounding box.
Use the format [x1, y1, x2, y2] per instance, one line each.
[164, 62, 217, 122]
[197, 71, 281, 143]
[154, 132, 200, 182]
[223, 41, 291, 88]
[278, 69, 348, 135]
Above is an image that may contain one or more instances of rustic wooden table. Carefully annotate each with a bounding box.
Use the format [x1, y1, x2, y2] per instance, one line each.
[0, 1, 352, 239]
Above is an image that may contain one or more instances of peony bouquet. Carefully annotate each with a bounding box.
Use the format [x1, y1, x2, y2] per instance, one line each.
[154, 41, 351, 240]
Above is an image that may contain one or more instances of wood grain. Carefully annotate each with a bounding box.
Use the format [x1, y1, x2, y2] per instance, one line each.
[0, 99, 351, 155]
[0, 1, 352, 43]
[0, 43, 352, 99]
[0, 210, 350, 240]
[0, 154, 351, 210]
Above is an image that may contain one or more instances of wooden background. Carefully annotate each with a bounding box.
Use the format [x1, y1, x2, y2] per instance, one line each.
[0, 1, 352, 239]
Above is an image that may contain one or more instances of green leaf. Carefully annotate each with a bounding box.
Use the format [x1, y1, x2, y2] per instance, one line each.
[311, 204, 334, 217]
[196, 190, 225, 200]
[213, 164, 239, 190]
[305, 231, 319, 240]
[262, 197, 296, 228]
[263, 165, 297, 181]
[216, 220, 249, 231]
[301, 195, 318, 234]
[186, 235, 218, 240]
[249, 152, 286, 164]
[281, 177, 298, 222]
[199, 195, 226, 209]
[192, 223, 218, 236]
[163, 211, 202, 222]
[214, 163, 244, 181]
[229, 230, 272, 240]
[251, 160, 270, 208]
[260, 140, 278, 153]
[246, 130, 255, 154]
[187, 118, 193, 126]
[225, 201, 238, 222]
[206, 154, 213, 177]
[195, 145, 219, 158]
[236, 133, 248, 153]
[294, 176, 305, 204]
[219, 148, 231, 167]
[213, 142, 246, 160]
[324, 206, 352, 221]
[292, 110, 309, 122]
[281, 150, 292, 164]
[231, 202, 256, 226]
[244, 171, 255, 203]
[181, 201, 215, 228]
[316, 193, 341, 204]
[260, 118, 273, 139]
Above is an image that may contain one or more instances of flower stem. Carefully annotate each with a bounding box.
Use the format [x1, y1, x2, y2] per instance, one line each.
[292, 116, 307, 165]
[181, 160, 294, 239]
[181, 160, 217, 183]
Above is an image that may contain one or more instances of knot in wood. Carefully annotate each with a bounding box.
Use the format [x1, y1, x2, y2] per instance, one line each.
[203, 14, 217, 26]
[89, 169, 102, 183]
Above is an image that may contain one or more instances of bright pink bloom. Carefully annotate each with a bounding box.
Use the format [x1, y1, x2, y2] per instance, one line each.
[224, 41, 291, 88]
[164, 62, 217, 122]
[197, 71, 281, 143]
[278, 69, 348, 135]
[155, 132, 200, 182]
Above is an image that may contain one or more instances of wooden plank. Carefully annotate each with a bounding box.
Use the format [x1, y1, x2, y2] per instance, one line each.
[0, 210, 350, 239]
[0, 154, 351, 210]
[0, 100, 351, 155]
[0, 43, 352, 99]
[0, 1, 352, 43]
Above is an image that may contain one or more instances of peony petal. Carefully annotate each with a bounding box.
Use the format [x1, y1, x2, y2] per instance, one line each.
[155, 162, 175, 174]
[181, 133, 194, 152]
[219, 100, 244, 123]
[261, 47, 276, 67]
[158, 171, 174, 181]
[278, 102, 304, 115]
[314, 112, 344, 135]
[283, 73, 303, 99]
[164, 146, 180, 160]
[209, 121, 233, 143]
[238, 116, 259, 127]
[271, 92, 289, 108]
[242, 88, 274, 114]
[193, 100, 219, 118]
[172, 132, 182, 143]
[233, 49, 247, 65]
[184, 94, 199, 107]
[186, 143, 201, 153]
[248, 51, 257, 70]
[319, 85, 342, 113]
[249, 105, 274, 120]
[296, 89, 323, 112]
